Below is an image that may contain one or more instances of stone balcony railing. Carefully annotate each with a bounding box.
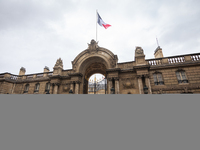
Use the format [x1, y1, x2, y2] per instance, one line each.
[0, 71, 53, 81]
[147, 53, 200, 66]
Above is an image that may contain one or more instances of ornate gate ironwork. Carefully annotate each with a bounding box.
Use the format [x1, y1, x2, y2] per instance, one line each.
[88, 78, 107, 94]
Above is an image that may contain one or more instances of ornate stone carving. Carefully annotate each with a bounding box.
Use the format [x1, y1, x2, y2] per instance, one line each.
[114, 77, 119, 81]
[63, 84, 70, 92]
[135, 47, 144, 55]
[54, 58, 63, 68]
[121, 78, 135, 89]
[109, 58, 116, 68]
[87, 39, 99, 52]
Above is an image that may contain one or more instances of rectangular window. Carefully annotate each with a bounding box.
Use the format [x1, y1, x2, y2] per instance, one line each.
[176, 71, 188, 83]
[153, 73, 164, 85]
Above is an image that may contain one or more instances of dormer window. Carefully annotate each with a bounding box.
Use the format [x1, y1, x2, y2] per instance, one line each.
[176, 70, 188, 83]
[153, 72, 164, 85]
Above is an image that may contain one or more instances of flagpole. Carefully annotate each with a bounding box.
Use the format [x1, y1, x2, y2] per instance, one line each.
[96, 10, 97, 42]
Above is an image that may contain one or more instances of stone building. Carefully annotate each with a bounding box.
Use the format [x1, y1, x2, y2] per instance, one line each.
[0, 39, 200, 94]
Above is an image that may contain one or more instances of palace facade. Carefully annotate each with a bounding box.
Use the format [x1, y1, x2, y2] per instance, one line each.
[0, 40, 200, 94]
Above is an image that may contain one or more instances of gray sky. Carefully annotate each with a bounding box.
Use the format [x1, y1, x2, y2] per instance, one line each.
[0, 0, 200, 77]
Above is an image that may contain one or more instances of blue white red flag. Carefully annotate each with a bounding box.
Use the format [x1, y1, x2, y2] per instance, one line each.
[97, 12, 111, 29]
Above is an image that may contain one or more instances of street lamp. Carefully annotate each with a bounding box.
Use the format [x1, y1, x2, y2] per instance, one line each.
[69, 89, 73, 94]
[110, 87, 115, 94]
[46, 90, 50, 94]
[143, 85, 148, 94]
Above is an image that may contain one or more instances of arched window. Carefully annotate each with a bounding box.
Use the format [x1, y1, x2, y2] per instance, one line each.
[34, 83, 40, 92]
[176, 70, 188, 83]
[153, 72, 164, 85]
[45, 82, 51, 92]
[24, 84, 29, 93]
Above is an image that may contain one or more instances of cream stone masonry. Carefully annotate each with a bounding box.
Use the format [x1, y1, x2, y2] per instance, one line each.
[0, 39, 200, 94]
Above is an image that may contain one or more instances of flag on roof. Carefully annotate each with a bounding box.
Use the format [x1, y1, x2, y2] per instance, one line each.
[97, 12, 111, 29]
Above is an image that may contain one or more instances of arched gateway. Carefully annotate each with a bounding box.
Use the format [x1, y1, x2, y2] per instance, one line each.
[71, 39, 118, 94]
[2, 39, 199, 94]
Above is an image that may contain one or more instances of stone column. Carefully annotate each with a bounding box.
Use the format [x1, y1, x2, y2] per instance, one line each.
[144, 75, 152, 94]
[70, 81, 74, 93]
[53, 83, 60, 94]
[137, 75, 143, 94]
[107, 78, 112, 94]
[114, 77, 120, 94]
[50, 83, 53, 94]
[75, 81, 80, 94]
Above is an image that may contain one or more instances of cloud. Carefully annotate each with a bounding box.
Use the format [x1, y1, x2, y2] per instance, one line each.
[0, 0, 200, 75]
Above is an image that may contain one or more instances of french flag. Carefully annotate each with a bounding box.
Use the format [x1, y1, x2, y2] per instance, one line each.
[97, 12, 111, 29]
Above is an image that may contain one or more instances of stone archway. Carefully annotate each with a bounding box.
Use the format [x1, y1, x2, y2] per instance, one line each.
[71, 39, 118, 94]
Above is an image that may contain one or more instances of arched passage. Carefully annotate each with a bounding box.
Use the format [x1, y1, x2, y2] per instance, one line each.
[71, 40, 118, 94]
[88, 73, 106, 94]
[80, 57, 108, 94]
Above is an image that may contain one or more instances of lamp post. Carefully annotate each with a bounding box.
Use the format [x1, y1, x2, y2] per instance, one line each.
[46, 90, 50, 94]
[69, 89, 73, 94]
[143, 85, 148, 94]
[111, 87, 115, 94]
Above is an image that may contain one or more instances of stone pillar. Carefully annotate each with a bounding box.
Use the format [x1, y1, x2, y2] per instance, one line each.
[144, 75, 152, 94]
[70, 81, 74, 93]
[53, 83, 59, 94]
[75, 81, 80, 94]
[114, 77, 120, 94]
[107, 78, 112, 94]
[50, 83, 54, 94]
[137, 75, 143, 94]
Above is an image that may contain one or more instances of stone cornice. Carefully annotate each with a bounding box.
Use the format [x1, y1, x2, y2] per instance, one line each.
[152, 83, 200, 92]
[149, 61, 200, 70]
[106, 68, 121, 72]
[68, 73, 83, 77]
[134, 65, 150, 70]
[1, 77, 51, 83]
[120, 69, 135, 73]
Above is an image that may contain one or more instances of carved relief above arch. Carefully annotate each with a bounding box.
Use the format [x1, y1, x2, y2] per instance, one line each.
[71, 40, 118, 73]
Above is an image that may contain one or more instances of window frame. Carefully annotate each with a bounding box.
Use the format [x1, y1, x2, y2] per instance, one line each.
[24, 84, 29, 93]
[153, 72, 164, 85]
[175, 70, 188, 84]
[45, 82, 51, 92]
[34, 83, 40, 92]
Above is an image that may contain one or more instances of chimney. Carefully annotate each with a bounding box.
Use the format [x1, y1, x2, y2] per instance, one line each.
[44, 66, 50, 72]
[154, 46, 164, 58]
[19, 67, 26, 75]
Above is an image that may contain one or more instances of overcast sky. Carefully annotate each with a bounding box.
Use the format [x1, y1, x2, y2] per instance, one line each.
[0, 0, 200, 78]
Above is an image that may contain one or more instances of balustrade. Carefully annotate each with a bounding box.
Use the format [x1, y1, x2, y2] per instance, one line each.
[191, 54, 200, 61]
[147, 53, 200, 66]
